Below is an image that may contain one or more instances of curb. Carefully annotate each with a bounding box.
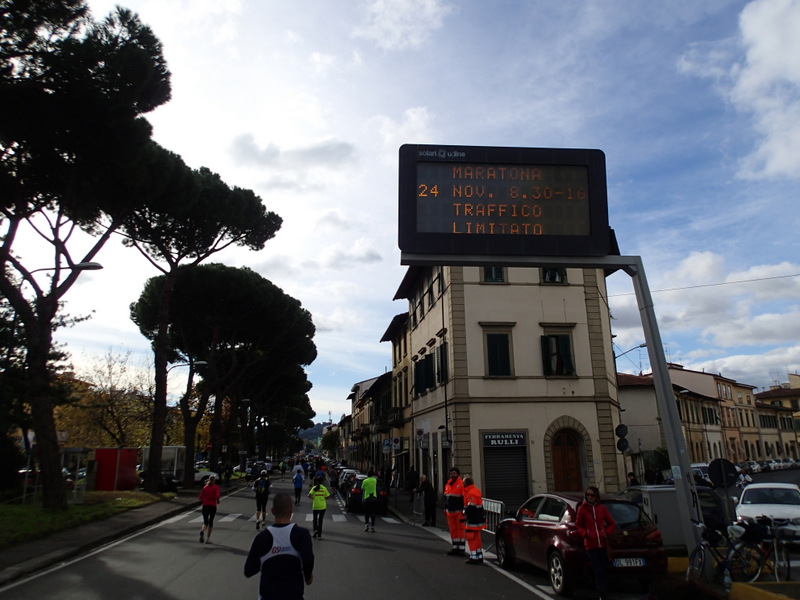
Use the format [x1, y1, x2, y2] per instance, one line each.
[0, 499, 199, 587]
[0, 486, 243, 588]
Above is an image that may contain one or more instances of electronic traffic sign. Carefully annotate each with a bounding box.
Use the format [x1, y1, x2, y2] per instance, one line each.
[398, 144, 610, 258]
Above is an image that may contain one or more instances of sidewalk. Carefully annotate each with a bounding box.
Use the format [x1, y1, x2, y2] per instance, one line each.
[0, 485, 214, 587]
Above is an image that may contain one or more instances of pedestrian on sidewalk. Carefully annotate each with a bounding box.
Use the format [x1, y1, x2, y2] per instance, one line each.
[254, 470, 273, 530]
[245, 493, 314, 600]
[444, 467, 466, 555]
[462, 477, 486, 564]
[413, 473, 436, 526]
[576, 485, 615, 600]
[292, 469, 305, 505]
[362, 468, 379, 533]
[198, 474, 220, 544]
[308, 477, 330, 539]
[405, 465, 419, 500]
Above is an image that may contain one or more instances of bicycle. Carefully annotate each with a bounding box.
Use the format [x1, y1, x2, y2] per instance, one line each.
[686, 520, 762, 584]
[746, 516, 797, 582]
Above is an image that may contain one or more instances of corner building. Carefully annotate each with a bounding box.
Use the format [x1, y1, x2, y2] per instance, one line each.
[384, 265, 624, 511]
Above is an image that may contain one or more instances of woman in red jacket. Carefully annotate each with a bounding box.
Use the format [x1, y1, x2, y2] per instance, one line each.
[198, 474, 220, 544]
[575, 486, 615, 600]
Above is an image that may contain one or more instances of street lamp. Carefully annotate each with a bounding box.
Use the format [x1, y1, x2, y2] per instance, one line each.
[614, 343, 646, 359]
[166, 360, 207, 373]
[27, 261, 104, 276]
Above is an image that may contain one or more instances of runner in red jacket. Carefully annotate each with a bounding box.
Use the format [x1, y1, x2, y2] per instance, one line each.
[198, 475, 221, 544]
[575, 486, 615, 599]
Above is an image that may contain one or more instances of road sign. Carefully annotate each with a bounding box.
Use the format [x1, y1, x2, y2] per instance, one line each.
[399, 144, 609, 259]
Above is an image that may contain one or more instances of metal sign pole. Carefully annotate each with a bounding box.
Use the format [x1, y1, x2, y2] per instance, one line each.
[624, 256, 702, 555]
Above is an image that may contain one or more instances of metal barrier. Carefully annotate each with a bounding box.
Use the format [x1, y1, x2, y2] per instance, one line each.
[483, 497, 506, 534]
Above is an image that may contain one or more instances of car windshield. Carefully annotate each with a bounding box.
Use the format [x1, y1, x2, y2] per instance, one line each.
[603, 501, 650, 526]
[743, 488, 800, 505]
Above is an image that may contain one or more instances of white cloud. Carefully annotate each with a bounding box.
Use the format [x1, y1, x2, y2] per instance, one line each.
[352, 0, 455, 51]
[678, 0, 800, 179]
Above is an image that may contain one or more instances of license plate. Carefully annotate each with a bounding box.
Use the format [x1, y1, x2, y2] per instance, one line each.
[612, 558, 645, 567]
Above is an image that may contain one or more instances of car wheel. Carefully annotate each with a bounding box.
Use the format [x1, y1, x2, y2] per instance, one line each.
[548, 551, 573, 597]
[200, 476, 209, 485]
[496, 534, 515, 569]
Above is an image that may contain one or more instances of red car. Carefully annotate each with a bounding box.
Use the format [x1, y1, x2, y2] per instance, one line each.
[495, 492, 667, 596]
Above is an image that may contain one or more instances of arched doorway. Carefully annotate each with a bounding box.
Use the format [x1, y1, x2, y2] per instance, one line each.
[551, 429, 582, 491]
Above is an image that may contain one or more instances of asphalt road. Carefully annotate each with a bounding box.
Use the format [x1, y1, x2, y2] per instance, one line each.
[14, 468, 800, 600]
[0, 480, 589, 600]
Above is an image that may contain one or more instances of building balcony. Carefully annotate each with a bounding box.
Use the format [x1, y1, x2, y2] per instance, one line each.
[388, 407, 406, 425]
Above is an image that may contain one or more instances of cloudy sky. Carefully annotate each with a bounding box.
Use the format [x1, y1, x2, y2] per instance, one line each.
[51, 0, 800, 421]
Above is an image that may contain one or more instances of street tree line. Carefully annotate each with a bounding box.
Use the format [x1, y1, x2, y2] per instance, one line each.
[0, 0, 315, 506]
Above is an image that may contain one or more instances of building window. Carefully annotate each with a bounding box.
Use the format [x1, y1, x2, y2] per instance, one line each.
[542, 268, 567, 284]
[540, 334, 575, 377]
[435, 342, 449, 384]
[483, 266, 506, 283]
[484, 328, 513, 377]
[413, 353, 435, 395]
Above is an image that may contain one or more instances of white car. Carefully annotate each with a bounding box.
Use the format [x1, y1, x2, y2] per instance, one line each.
[735, 482, 800, 524]
[194, 468, 219, 485]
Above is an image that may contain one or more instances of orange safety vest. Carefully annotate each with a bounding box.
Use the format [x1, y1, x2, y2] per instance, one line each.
[444, 476, 464, 513]
[463, 483, 486, 530]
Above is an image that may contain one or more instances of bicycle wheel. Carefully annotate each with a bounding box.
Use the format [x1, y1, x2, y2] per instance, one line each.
[687, 544, 707, 582]
[763, 543, 791, 582]
[728, 542, 762, 583]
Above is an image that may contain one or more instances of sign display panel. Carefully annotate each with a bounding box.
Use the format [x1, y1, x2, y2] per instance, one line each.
[399, 144, 610, 257]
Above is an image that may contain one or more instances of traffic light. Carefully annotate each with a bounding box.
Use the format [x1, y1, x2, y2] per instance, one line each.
[615, 424, 629, 453]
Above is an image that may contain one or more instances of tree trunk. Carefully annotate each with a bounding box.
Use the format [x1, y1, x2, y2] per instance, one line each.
[26, 318, 66, 509]
[179, 389, 210, 488]
[144, 272, 177, 493]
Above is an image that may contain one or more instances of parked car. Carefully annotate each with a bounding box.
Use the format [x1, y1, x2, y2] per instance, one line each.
[745, 460, 761, 474]
[736, 462, 754, 476]
[735, 483, 800, 525]
[783, 458, 799, 469]
[690, 462, 713, 486]
[338, 469, 360, 496]
[617, 485, 728, 537]
[344, 474, 389, 514]
[193, 468, 218, 485]
[495, 492, 667, 596]
[138, 470, 180, 493]
[758, 460, 772, 472]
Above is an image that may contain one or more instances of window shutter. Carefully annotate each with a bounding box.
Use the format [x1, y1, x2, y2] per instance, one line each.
[487, 333, 510, 376]
[557, 335, 574, 375]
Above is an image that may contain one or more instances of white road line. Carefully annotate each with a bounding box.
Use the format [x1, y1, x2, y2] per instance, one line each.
[220, 513, 240, 522]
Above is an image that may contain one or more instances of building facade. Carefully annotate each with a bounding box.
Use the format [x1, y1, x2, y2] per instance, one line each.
[380, 264, 624, 510]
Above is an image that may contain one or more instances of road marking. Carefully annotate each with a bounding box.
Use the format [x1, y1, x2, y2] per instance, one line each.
[220, 513, 240, 522]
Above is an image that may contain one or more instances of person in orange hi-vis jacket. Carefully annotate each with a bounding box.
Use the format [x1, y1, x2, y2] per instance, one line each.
[462, 477, 486, 565]
[444, 466, 466, 555]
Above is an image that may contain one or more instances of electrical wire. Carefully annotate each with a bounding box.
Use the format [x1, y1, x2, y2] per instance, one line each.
[609, 272, 800, 297]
